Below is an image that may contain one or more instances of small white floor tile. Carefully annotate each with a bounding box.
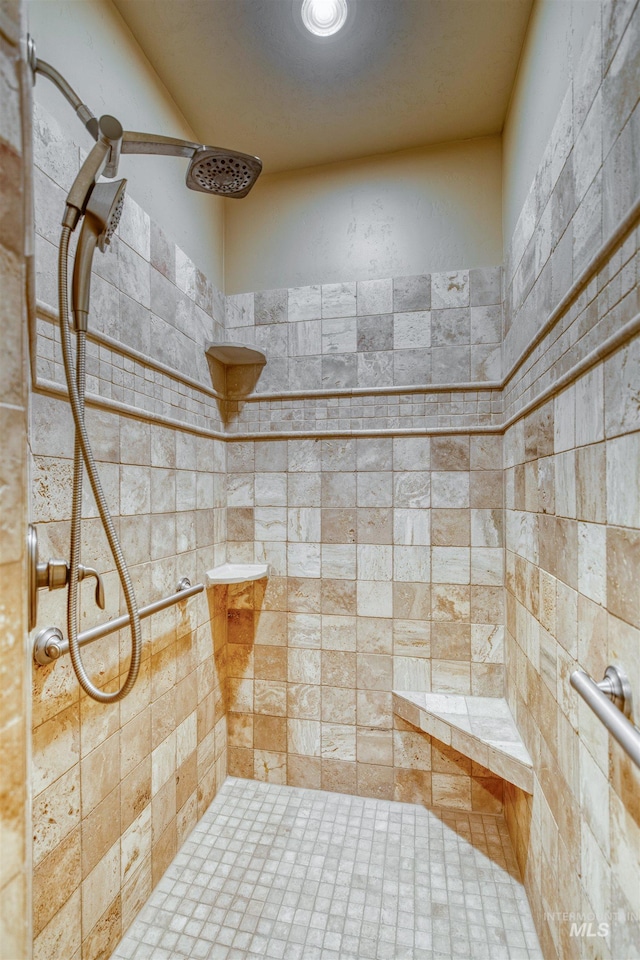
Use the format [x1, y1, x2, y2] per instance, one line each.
[110, 777, 542, 960]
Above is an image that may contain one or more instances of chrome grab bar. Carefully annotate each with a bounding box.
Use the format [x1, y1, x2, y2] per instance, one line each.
[33, 578, 204, 665]
[570, 665, 640, 770]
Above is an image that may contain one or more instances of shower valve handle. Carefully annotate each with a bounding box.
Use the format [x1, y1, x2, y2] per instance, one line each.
[78, 565, 106, 610]
[35, 557, 105, 609]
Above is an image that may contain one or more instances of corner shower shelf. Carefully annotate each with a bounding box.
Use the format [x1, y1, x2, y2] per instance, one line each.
[205, 563, 270, 585]
[205, 342, 267, 366]
[393, 691, 533, 793]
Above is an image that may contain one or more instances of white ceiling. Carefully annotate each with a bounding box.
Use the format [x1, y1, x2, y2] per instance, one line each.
[113, 0, 533, 175]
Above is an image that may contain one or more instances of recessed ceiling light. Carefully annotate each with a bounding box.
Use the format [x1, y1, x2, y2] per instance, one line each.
[301, 0, 348, 37]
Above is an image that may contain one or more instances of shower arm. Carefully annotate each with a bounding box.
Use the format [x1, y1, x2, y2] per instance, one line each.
[121, 131, 203, 158]
[27, 35, 99, 140]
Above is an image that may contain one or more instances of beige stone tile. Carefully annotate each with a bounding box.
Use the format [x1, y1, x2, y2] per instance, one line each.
[431, 622, 471, 661]
[151, 819, 176, 887]
[287, 577, 322, 611]
[393, 727, 432, 770]
[33, 825, 81, 938]
[356, 617, 392, 655]
[431, 659, 471, 694]
[606, 525, 640, 628]
[431, 508, 470, 546]
[322, 650, 356, 688]
[321, 508, 356, 543]
[431, 547, 470, 584]
[393, 582, 431, 620]
[287, 754, 322, 789]
[394, 768, 432, 804]
[120, 756, 151, 835]
[321, 723, 356, 761]
[82, 786, 121, 878]
[393, 656, 430, 692]
[392, 619, 430, 657]
[320, 578, 357, 615]
[151, 730, 176, 796]
[253, 610, 287, 646]
[393, 545, 430, 582]
[357, 581, 393, 617]
[356, 653, 392, 690]
[606, 433, 640, 527]
[33, 764, 81, 867]
[357, 728, 393, 766]
[175, 753, 198, 814]
[321, 759, 357, 794]
[470, 470, 503, 508]
[471, 777, 503, 814]
[357, 762, 394, 800]
[321, 614, 356, 650]
[575, 366, 604, 446]
[357, 690, 392, 729]
[288, 683, 322, 720]
[321, 686, 356, 724]
[431, 773, 472, 810]
[287, 718, 321, 756]
[228, 747, 253, 779]
[32, 703, 80, 797]
[253, 750, 287, 784]
[151, 774, 176, 847]
[254, 679, 287, 716]
[287, 612, 321, 648]
[254, 645, 287, 681]
[228, 677, 253, 713]
[322, 543, 356, 580]
[254, 715, 287, 752]
[33, 888, 81, 960]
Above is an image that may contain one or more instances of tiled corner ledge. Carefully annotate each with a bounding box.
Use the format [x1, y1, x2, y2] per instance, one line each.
[205, 563, 270, 585]
[393, 691, 533, 794]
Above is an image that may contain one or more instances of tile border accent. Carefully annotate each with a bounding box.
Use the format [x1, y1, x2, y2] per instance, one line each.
[33, 303, 640, 442]
[503, 191, 640, 387]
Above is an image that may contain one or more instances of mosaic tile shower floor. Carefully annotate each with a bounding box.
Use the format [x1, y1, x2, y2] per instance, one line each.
[111, 777, 542, 960]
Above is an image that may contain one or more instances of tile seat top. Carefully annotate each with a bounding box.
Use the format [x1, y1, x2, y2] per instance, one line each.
[393, 690, 533, 794]
[205, 563, 270, 584]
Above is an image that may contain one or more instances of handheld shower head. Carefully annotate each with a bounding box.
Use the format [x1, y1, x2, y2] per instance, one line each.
[89, 178, 127, 251]
[186, 147, 263, 198]
[72, 179, 127, 328]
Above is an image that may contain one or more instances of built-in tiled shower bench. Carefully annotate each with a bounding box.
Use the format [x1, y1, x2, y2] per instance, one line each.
[393, 691, 533, 793]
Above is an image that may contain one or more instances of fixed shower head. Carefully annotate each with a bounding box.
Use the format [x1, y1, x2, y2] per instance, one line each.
[186, 147, 263, 198]
[72, 179, 127, 328]
[120, 131, 262, 198]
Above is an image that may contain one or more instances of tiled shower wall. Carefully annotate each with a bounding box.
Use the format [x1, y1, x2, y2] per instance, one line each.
[500, 4, 640, 959]
[30, 103, 229, 960]
[0, 2, 30, 957]
[223, 270, 507, 812]
[224, 433, 506, 811]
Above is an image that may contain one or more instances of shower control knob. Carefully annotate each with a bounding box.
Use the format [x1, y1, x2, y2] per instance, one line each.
[78, 566, 106, 610]
[28, 524, 107, 630]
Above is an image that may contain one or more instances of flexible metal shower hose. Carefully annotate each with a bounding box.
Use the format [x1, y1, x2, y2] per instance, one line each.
[58, 225, 141, 702]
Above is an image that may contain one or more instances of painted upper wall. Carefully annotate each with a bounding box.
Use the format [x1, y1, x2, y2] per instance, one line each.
[502, 0, 600, 247]
[224, 136, 502, 293]
[27, 0, 225, 288]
